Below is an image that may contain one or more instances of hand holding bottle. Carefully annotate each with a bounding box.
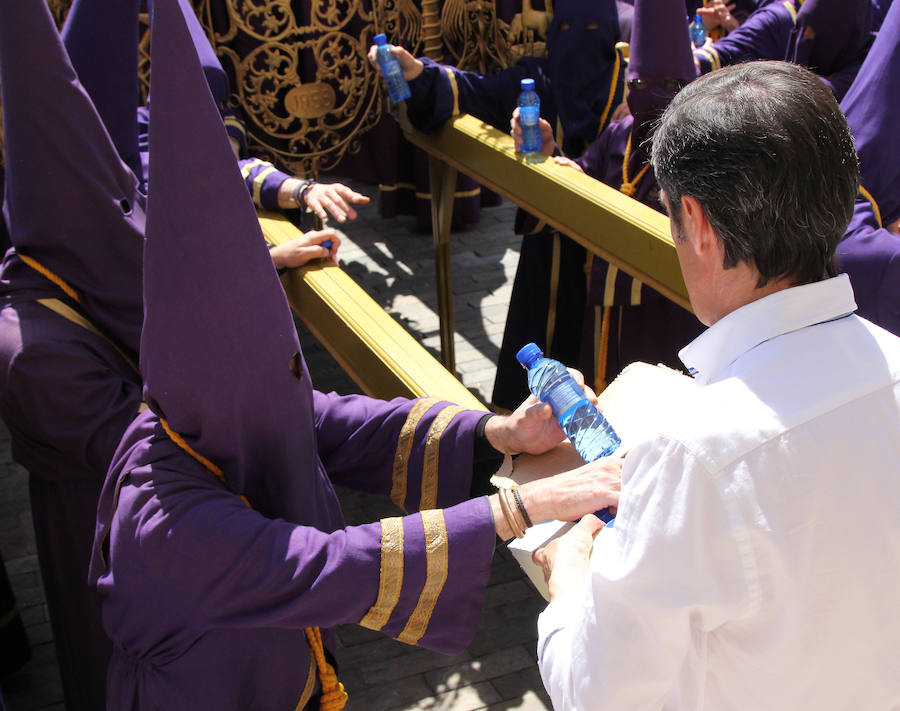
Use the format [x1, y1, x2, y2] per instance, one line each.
[510, 107, 555, 157]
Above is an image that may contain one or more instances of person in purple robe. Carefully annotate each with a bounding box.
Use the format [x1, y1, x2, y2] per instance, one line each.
[513, 0, 706, 393]
[836, 0, 900, 336]
[0, 2, 348, 707]
[695, 0, 874, 101]
[785, 0, 874, 100]
[86, 1, 622, 708]
[61, 0, 370, 227]
[0, 3, 147, 707]
[369, 0, 626, 411]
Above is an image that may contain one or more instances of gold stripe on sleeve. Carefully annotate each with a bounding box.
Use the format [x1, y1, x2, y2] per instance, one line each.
[252, 165, 277, 207]
[391, 398, 441, 510]
[358, 517, 405, 632]
[419, 405, 465, 511]
[240, 157, 265, 180]
[443, 66, 460, 117]
[396, 509, 449, 645]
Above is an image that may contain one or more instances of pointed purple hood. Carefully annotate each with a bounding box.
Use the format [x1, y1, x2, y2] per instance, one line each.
[841, 0, 900, 227]
[788, 0, 872, 77]
[625, 0, 698, 191]
[0, 0, 145, 355]
[62, 0, 142, 176]
[142, 0, 318, 517]
[546, 0, 621, 149]
[147, 0, 231, 107]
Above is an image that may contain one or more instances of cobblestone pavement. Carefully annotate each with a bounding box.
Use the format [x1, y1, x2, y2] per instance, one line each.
[0, 177, 555, 711]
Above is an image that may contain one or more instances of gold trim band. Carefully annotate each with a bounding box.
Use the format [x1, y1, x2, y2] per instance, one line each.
[391, 398, 440, 510]
[358, 517, 405, 631]
[419, 405, 464, 511]
[396, 509, 449, 645]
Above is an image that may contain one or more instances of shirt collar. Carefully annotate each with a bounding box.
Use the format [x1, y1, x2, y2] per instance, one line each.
[679, 274, 857, 385]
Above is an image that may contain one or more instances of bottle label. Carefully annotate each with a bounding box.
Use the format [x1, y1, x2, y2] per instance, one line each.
[519, 105, 539, 125]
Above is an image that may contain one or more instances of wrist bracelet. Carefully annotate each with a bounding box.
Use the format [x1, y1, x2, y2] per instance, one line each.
[498, 486, 525, 539]
[511, 487, 534, 529]
[298, 178, 317, 208]
[290, 179, 305, 207]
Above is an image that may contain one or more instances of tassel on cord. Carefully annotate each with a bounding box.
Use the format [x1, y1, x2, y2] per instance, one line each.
[305, 627, 348, 710]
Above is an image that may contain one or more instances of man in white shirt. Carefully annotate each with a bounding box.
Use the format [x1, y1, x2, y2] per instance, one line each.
[534, 59, 900, 710]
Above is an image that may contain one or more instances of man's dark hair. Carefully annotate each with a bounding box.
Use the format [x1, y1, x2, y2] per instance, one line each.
[651, 61, 859, 287]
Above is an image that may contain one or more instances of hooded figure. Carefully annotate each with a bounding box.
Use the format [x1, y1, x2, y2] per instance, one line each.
[395, 0, 626, 410]
[786, 0, 873, 99]
[0, 0, 146, 708]
[575, 0, 705, 391]
[87, 0, 535, 707]
[694, 0, 799, 75]
[836, 0, 900, 336]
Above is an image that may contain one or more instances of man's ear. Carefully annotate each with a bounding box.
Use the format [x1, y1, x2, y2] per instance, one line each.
[681, 195, 715, 256]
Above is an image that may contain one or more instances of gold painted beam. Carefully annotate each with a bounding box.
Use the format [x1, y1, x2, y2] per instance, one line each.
[258, 213, 486, 410]
[404, 114, 691, 312]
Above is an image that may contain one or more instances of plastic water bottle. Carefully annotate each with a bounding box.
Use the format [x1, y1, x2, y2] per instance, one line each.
[689, 14, 706, 48]
[516, 343, 620, 462]
[517, 78, 542, 154]
[374, 33, 411, 103]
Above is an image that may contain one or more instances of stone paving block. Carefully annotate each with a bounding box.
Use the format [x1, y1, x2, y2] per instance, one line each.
[359, 647, 471, 687]
[389, 681, 501, 711]
[482, 689, 551, 711]
[424, 647, 535, 694]
[488, 665, 549, 702]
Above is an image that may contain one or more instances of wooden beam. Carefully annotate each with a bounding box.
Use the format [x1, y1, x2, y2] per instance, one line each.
[404, 114, 691, 311]
[258, 213, 486, 410]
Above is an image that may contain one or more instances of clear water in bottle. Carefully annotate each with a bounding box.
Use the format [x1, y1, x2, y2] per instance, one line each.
[517, 78, 542, 154]
[374, 33, 411, 103]
[516, 343, 620, 462]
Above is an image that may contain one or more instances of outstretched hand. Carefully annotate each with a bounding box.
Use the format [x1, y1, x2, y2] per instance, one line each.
[304, 182, 370, 223]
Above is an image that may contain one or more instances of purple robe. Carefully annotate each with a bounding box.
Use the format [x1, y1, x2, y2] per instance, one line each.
[92, 398, 496, 710]
[835, 0, 900, 336]
[838, 201, 900, 336]
[0, 257, 144, 711]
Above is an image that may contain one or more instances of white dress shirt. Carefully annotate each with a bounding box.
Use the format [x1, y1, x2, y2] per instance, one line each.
[538, 275, 900, 710]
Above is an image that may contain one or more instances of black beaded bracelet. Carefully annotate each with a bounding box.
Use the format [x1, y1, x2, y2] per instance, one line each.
[511, 487, 533, 529]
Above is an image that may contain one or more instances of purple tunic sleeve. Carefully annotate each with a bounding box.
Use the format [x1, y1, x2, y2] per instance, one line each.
[406, 57, 556, 135]
[238, 158, 292, 212]
[312, 391, 486, 511]
[837, 198, 900, 337]
[694, 1, 796, 72]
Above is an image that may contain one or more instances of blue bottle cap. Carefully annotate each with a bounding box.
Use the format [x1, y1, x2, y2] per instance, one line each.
[374, 33, 388, 45]
[516, 342, 543, 368]
[520, 78, 535, 91]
